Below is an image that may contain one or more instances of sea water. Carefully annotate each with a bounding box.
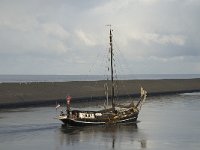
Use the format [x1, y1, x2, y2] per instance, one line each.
[0, 93, 200, 150]
[0, 74, 200, 83]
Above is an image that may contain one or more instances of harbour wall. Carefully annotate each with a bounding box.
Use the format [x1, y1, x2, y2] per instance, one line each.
[0, 79, 200, 109]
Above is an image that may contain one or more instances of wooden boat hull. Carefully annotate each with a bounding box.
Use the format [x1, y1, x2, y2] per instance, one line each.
[59, 113, 138, 126]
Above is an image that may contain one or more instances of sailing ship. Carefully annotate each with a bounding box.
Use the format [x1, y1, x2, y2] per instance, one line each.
[57, 27, 147, 126]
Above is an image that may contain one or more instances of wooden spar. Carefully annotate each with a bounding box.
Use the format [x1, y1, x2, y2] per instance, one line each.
[109, 27, 115, 111]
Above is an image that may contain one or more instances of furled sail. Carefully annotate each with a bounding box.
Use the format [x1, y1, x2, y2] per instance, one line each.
[136, 87, 147, 111]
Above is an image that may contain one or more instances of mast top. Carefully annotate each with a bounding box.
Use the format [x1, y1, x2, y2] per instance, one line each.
[106, 24, 112, 28]
[106, 24, 113, 32]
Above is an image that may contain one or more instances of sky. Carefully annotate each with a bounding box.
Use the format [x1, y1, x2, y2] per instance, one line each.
[0, 0, 200, 75]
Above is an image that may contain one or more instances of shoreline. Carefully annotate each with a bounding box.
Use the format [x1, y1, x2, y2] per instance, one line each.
[1, 78, 200, 109]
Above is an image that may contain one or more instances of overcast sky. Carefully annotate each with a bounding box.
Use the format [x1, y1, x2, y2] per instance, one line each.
[0, 0, 200, 75]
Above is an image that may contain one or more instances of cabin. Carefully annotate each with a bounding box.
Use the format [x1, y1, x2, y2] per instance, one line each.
[79, 112, 95, 119]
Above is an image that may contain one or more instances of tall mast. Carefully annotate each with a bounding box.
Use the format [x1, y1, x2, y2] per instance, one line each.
[109, 27, 115, 111]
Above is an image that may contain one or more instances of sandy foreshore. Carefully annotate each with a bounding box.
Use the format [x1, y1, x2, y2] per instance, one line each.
[0, 78, 200, 108]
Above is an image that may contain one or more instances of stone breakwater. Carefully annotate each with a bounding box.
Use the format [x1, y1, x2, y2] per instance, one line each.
[0, 79, 200, 108]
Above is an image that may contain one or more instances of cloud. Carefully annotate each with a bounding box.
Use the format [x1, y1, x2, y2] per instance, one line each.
[42, 23, 69, 41]
[75, 30, 96, 46]
[0, 8, 69, 55]
[129, 32, 186, 46]
[0, 0, 200, 74]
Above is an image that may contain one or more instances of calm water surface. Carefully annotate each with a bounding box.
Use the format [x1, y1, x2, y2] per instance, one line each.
[0, 93, 200, 150]
[1, 74, 200, 83]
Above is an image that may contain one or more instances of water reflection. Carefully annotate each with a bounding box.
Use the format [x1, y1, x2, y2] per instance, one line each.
[56, 123, 147, 150]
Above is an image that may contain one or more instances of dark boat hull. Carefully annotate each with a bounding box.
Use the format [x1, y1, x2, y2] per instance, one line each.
[59, 114, 138, 126]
